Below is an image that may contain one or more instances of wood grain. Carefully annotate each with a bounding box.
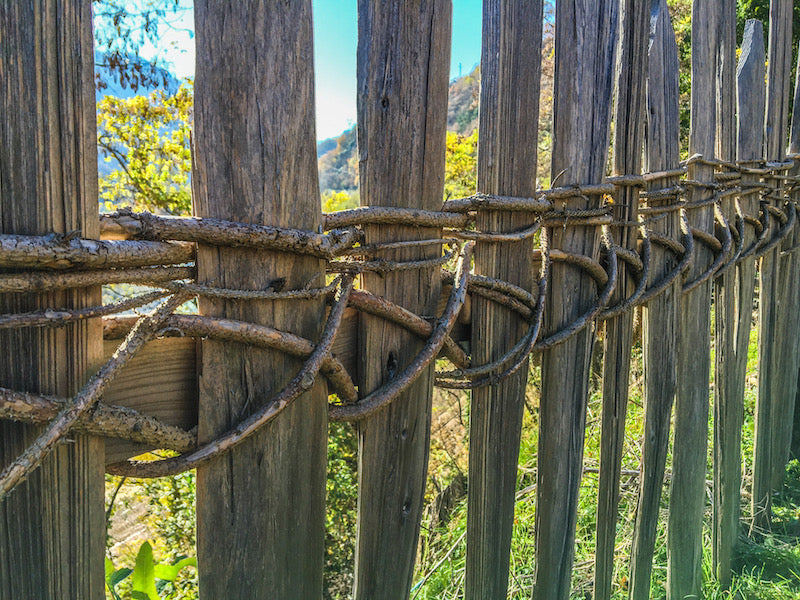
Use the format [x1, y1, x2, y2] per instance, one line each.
[752, 0, 794, 531]
[768, 0, 799, 502]
[667, 1, 717, 597]
[593, 2, 648, 598]
[352, 2, 450, 597]
[192, 3, 328, 597]
[628, 4, 682, 598]
[102, 338, 198, 464]
[534, 2, 618, 598]
[0, 2, 104, 597]
[713, 16, 764, 587]
[464, 2, 541, 598]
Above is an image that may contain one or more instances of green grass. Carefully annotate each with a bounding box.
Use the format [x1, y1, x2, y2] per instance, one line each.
[105, 317, 800, 599]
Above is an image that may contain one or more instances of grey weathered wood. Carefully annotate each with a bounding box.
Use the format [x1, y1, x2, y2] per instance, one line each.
[353, 2, 451, 598]
[533, 2, 618, 599]
[711, 0, 742, 588]
[0, 2, 104, 597]
[666, 1, 718, 598]
[103, 338, 198, 464]
[594, 2, 648, 598]
[752, 0, 794, 531]
[768, 0, 799, 499]
[464, 2, 542, 599]
[714, 17, 765, 587]
[790, 35, 800, 464]
[192, 3, 328, 597]
[628, 5, 681, 597]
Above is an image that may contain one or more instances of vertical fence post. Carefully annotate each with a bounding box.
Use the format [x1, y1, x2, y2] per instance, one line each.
[711, 0, 740, 588]
[593, 1, 649, 597]
[353, 1, 451, 598]
[768, 0, 798, 497]
[192, 3, 328, 597]
[790, 44, 800, 462]
[464, 2, 542, 598]
[0, 2, 104, 597]
[713, 17, 765, 588]
[752, 0, 794, 531]
[628, 2, 681, 598]
[533, 2, 618, 598]
[666, 0, 717, 597]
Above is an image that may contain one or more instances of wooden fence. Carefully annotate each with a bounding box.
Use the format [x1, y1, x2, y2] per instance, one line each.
[1, 1, 799, 599]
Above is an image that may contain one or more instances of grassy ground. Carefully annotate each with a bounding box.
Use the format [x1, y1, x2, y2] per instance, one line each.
[105, 318, 800, 599]
[410, 323, 800, 599]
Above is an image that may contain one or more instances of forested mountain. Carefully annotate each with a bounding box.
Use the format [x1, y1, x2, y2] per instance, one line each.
[317, 66, 481, 193]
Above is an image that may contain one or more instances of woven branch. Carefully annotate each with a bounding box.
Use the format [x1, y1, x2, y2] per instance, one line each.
[0, 265, 196, 293]
[106, 275, 356, 478]
[0, 387, 195, 452]
[1, 156, 799, 485]
[0, 235, 194, 270]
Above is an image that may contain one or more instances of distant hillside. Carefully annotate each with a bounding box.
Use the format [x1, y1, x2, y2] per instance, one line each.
[317, 67, 481, 193]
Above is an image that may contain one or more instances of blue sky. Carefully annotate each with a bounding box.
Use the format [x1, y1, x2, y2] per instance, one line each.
[116, 1, 482, 141]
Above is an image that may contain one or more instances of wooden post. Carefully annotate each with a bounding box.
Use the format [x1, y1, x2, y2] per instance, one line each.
[711, 0, 741, 588]
[628, 3, 681, 598]
[0, 2, 104, 597]
[533, 2, 618, 598]
[353, 1, 451, 598]
[465, 2, 542, 598]
[192, 3, 328, 597]
[666, 0, 717, 597]
[768, 0, 798, 495]
[593, 1, 648, 598]
[752, 0, 793, 531]
[790, 37, 800, 464]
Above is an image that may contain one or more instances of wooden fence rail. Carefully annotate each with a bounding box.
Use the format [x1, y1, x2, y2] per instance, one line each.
[1, 1, 800, 598]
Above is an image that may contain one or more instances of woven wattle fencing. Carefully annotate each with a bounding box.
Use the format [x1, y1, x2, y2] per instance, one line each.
[2, 1, 800, 599]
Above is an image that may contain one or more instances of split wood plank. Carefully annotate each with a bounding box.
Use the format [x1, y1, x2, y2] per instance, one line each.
[103, 338, 198, 464]
[667, 1, 718, 598]
[593, 1, 649, 598]
[628, 3, 682, 598]
[353, 1, 451, 598]
[192, 3, 328, 597]
[713, 17, 765, 587]
[752, 0, 794, 531]
[533, 2, 618, 598]
[768, 0, 799, 499]
[710, 0, 738, 586]
[789, 33, 800, 462]
[464, 2, 542, 598]
[0, 2, 105, 597]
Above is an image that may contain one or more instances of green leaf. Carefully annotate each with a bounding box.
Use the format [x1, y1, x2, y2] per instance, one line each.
[110, 567, 132, 587]
[131, 541, 159, 600]
[153, 556, 197, 581]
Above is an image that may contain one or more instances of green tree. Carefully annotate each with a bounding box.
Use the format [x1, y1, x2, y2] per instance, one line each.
[443, 130, 478, 199]
[97, 84, 193, 215]
[93, 0, 188, 92]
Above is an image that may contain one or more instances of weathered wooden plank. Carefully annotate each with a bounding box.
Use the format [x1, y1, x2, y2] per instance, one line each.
[464, 2, 541, 599]
[768, 0, 799, 499]
[192, 3, 328, 597]
[667, 1, 718, 597]
[789, 33, 800, 463]
[628, 4, 682, 598]
[593, 1, 648, 598]
[103, 338, 198, 464]
[353, 2, 451, 598]
[533, 2, 618, 599]
[752, 0, 794, 531]
[0, 2, 104, 597]
[711, 0, 738, 585]
[713, 17, 765, 587]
